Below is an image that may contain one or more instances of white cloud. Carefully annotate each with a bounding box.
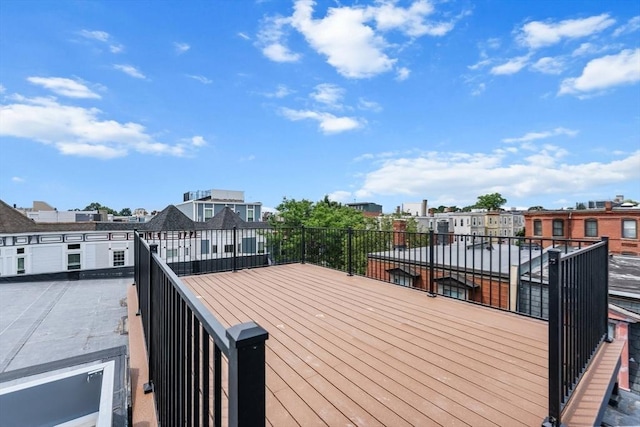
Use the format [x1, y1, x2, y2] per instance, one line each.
[0, 84, 6, 94]
[310, 83, 344, 108]
[79, 29, 110, 42]
[348, 149, 640, 202]
[518, 14, 616, 49]
[257, 16, 302, 63]
[11, 176, 25, 183]
[531, 57, 565, 75]
[191, 136, 206, 147]
[27, 77, 101, 99]
[238, 32, 250, 40]
[174, 42, 190, 54]
[327, 190, 352, 203]
[468, 58, 492, 70]
[358, 98, 382, 112]
[0, 95, 195, 159]
[395, 67, 410, 81]
[259, 0, 462, 79]
[281, 108, 363, 134]
[186, 74, 212, 84]
[471, 82, 486, 96]
[490, 55, 530, 75]
[559, 48, 640, 96]
[613, 16, 640, 37]
[79, 29, 123, 54]
[265, 84, 294, 98]
[239, 154, 256, 162]
[113, 64, 146, 79]
[502, 127, 578, 143]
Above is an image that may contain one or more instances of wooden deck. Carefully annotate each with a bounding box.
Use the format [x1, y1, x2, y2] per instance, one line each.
[184, 264, 556, 426]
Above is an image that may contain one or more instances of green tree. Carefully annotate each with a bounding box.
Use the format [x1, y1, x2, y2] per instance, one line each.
[119, 208, 132, 216]
[83, 202, 117, 215]
[474, 193, 507, 211]
[575, 203, 586, 210]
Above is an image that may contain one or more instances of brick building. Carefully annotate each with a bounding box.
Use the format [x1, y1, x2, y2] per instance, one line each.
[524, 202, 640, 255]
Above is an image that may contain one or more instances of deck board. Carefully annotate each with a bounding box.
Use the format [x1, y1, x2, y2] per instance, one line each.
[181, 263, 613, 426]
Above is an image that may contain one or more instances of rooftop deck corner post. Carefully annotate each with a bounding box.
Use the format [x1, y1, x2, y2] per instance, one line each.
[226, 322, 269, 427]
[544, 249, 565, 427]
[347, 227, 353, 276]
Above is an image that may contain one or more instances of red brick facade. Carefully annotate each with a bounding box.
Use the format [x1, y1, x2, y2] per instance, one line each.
[524, 206, 640, 256]
[366, 258, 510, 309]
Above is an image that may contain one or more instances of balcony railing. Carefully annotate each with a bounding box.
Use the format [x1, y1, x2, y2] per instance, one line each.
[134, 232, 269, 427]
[134, 227, 611, 425]
[544, 238, 610, 427]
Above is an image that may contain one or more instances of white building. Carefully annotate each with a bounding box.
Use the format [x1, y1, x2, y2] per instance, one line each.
[176, 189, 262, 222]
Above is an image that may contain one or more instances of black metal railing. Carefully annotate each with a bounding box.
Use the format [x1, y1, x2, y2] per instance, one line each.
[139, 226, 599, 318]
[134, 232, 269, 427]
[543, 237, 610, 427]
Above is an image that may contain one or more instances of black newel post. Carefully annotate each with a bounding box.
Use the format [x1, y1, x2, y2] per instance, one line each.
[543, 249, 564, 427]
[227, 322, 269, 427]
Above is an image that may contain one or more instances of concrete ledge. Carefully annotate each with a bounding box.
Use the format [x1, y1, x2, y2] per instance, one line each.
[562, 339, 625, 426]
[127, 284, 158, 427]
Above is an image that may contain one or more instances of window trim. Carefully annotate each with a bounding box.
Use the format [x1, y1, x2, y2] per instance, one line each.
[67, 253, 81, 270]
[584, 219, 598, 238]
[622, 219, 637, 239]
[533, 220, 542, 236]
[552, 219, 564, 237]
[113, 250, 126, 267]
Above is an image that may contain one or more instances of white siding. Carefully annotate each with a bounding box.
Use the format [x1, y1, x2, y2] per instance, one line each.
[31, 245, 64, 274]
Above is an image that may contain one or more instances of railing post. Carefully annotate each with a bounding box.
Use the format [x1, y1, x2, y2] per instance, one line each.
[233, 226, 238, 272]
[428, 229, 435, 296]
[602, 236, 611, 342]
[226, 322, 269, 427]
[543, 249, 564, 427]
[301, 226, 306, 264]
[347, 227, 353, 276]
[144, 243, 158, 394]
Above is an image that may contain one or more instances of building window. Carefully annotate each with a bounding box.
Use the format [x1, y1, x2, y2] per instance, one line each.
[17, 247, 25, 254]
[166, 249, 178, 258]
[533, 220, 542, 236]
[67, 253, 81, 270]
[552, 219, 564, 237]
[68, 243, 81, 250]
[247, 207, 255, 222]
[17, 257, 25, 274]
[622, 219, 637, 239]
[113, 250, 125, 266]
[204, 207, 214, 221]
[201, 240, 210, 255]
[584, 219, 598, 238]
[472, 218, 476, 226]
[258, 242, 265, 254]
[224, 244, 234, 253]
[212, 245, 218, 254]
[438, 284, 466, 300]
[390, 274, 413, 287]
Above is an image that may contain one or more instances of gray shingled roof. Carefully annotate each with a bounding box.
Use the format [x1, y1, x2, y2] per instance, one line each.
[0, 200, 38, 233]
[143, 205, 195, 231]
[201, 207, 246, 230]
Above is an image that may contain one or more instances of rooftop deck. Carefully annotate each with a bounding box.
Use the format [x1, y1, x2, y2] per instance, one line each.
[183, 264, 550, 426]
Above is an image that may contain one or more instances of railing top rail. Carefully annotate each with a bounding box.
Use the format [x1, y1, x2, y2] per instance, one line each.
[548, 238, 608, 262]
[135, 231, 231, 355]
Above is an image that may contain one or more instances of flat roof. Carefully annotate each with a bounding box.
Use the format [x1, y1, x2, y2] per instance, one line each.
[0, 278, 130, 373]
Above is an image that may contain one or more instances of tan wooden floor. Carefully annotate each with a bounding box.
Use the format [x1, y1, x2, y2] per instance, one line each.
[183, 264, 554, 426]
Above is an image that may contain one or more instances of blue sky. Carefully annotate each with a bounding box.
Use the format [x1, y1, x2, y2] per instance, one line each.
[1, 0, 639, 213]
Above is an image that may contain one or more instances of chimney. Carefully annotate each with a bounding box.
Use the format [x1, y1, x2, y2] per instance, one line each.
[393, 219, 407, 250]
[605, 201, 612, 212]
[421, 199, 428, 217]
